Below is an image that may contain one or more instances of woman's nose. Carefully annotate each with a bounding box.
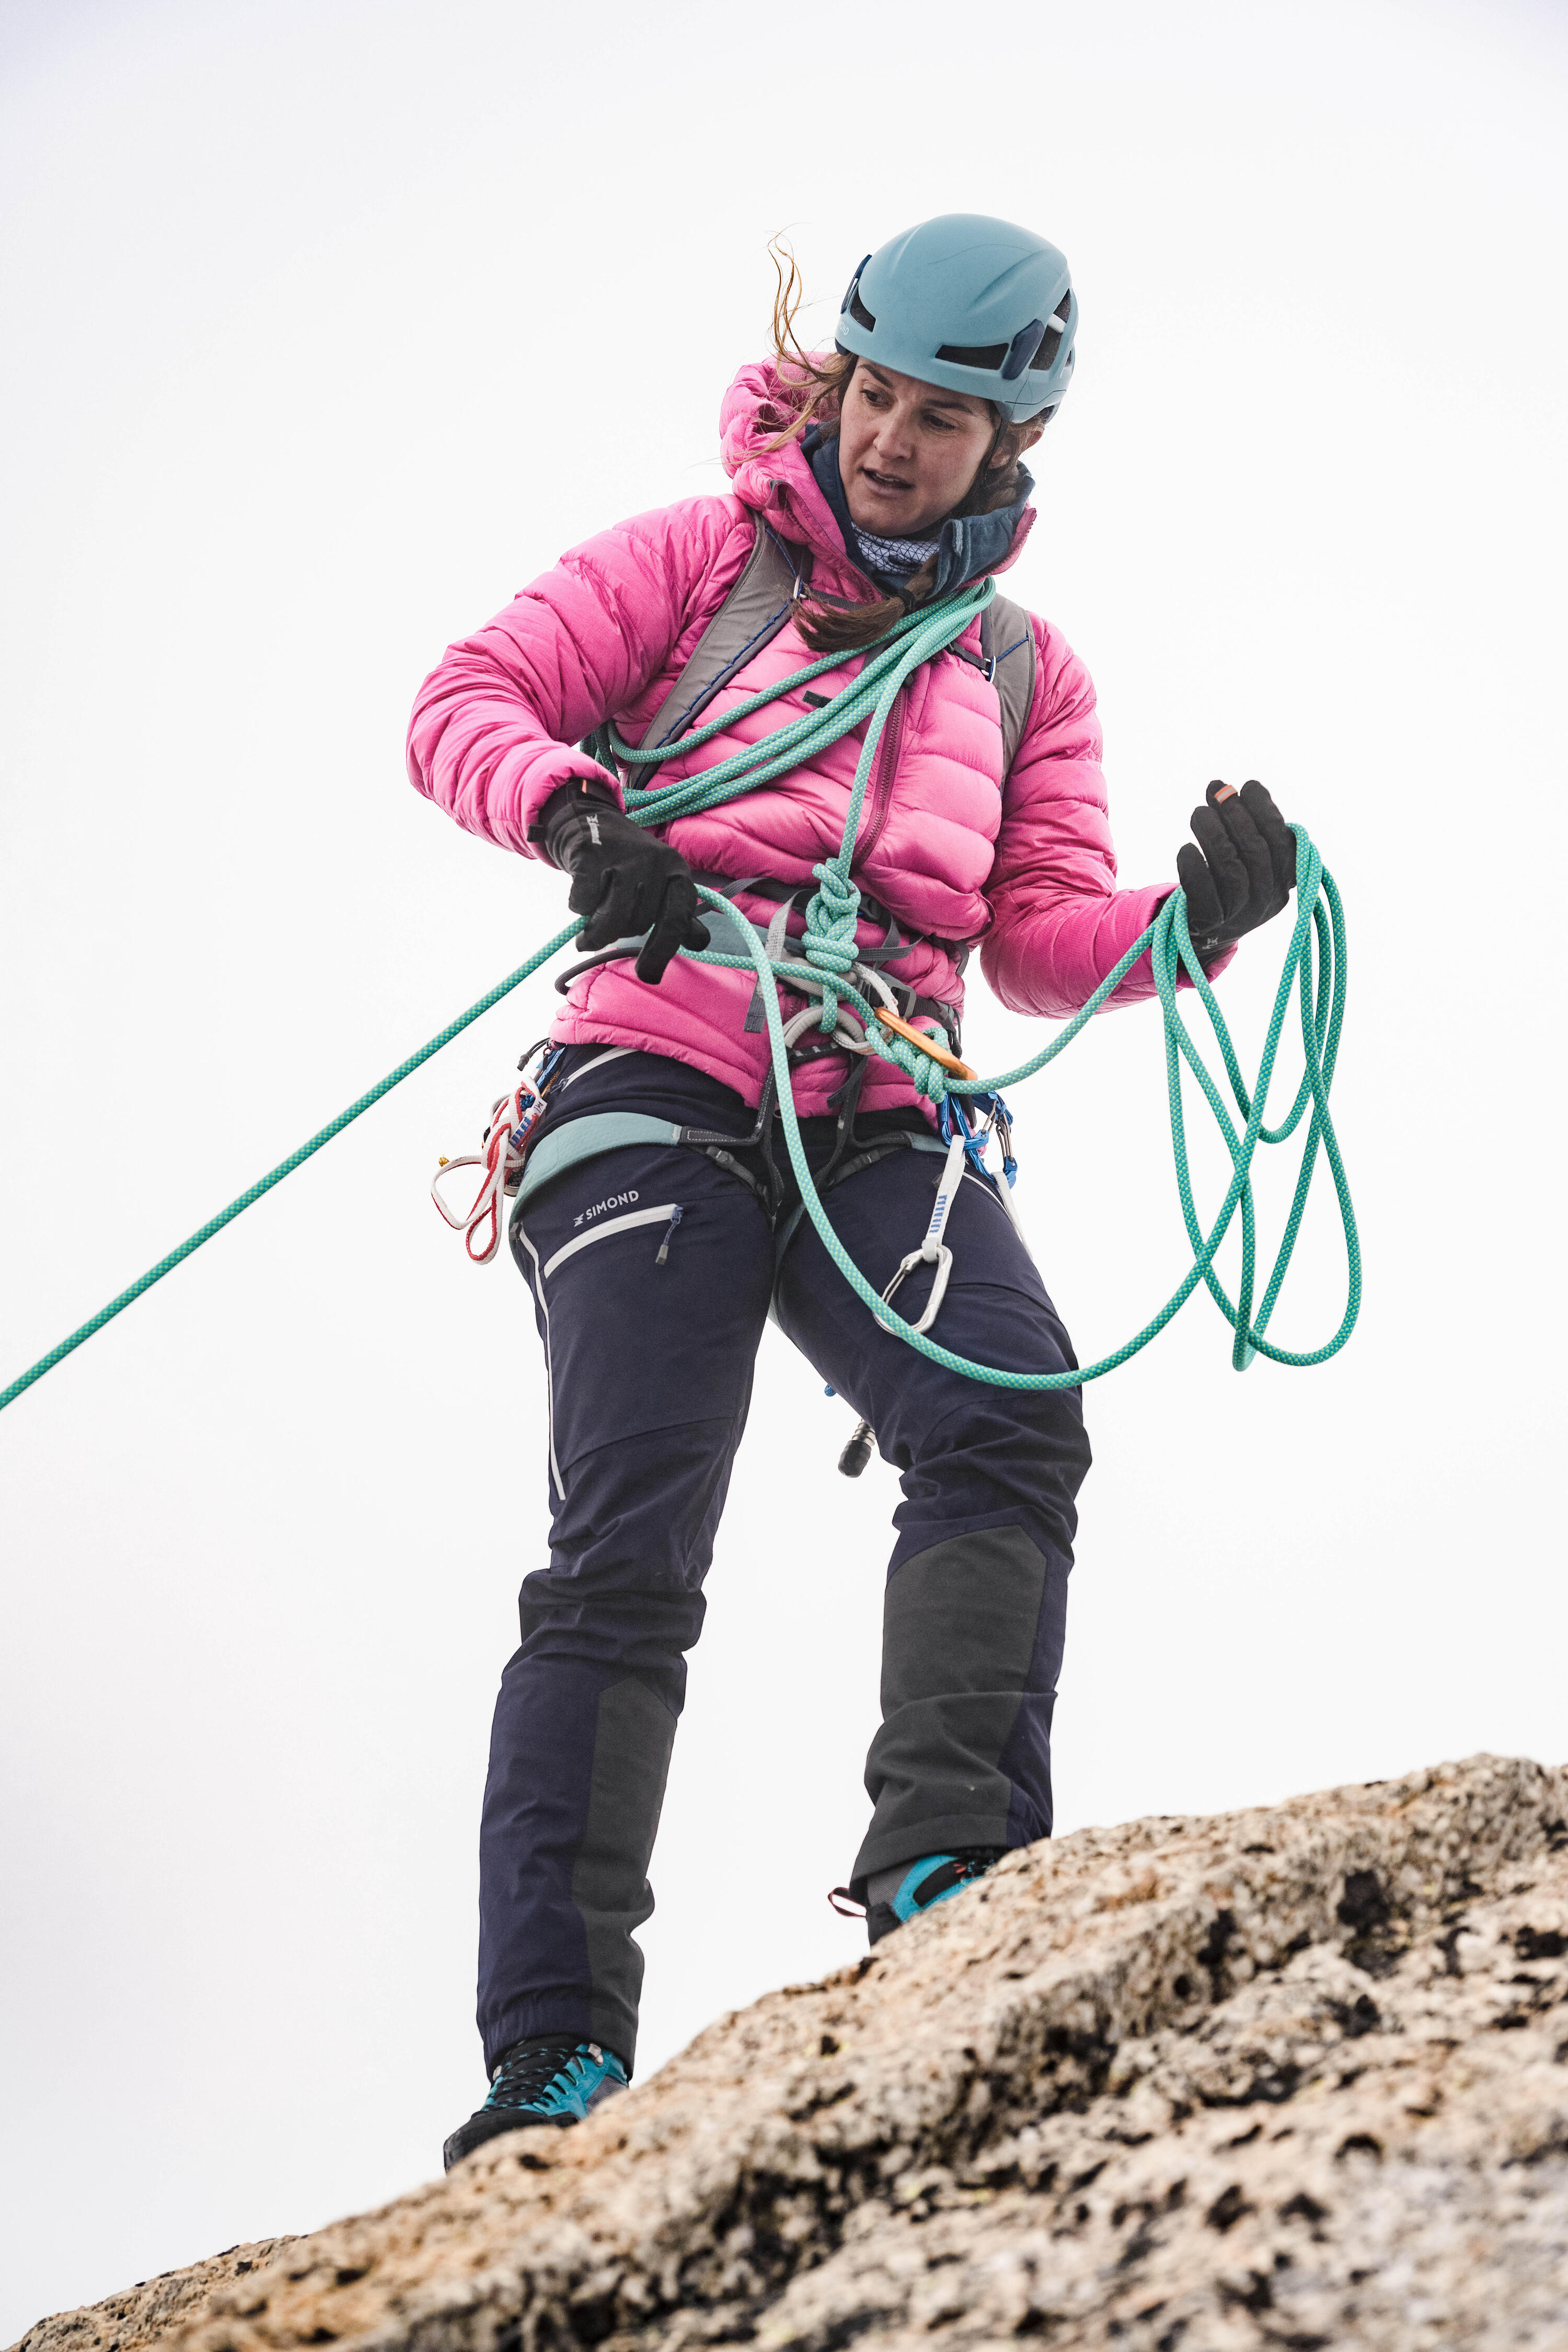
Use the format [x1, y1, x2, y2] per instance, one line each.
[871, 408, 915, 460]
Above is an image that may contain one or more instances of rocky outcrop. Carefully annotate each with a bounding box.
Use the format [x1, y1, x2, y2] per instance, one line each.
[17, 1755, 1568, 2352]
[15, 2245, 297, 2352]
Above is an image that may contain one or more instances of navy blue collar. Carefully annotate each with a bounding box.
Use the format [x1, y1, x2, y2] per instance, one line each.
[804, 426, 1033, 601]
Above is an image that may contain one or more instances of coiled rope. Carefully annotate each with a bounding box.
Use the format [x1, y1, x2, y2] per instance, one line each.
[690, 847, 1355, 1386]
[0, 576, 1357, 1415]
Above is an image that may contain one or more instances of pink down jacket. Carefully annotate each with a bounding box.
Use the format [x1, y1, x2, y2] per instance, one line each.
[408, 358, 1217, 1117]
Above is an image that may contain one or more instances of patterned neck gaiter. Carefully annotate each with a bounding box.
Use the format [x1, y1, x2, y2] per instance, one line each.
[849, 527, 940, 581]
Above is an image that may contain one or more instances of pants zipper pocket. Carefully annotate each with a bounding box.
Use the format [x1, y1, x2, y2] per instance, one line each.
[541, 1203, 678, 1281]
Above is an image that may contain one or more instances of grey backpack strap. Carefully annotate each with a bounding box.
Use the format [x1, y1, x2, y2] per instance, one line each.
[979, 594, 1038, 781]
[636, 525, 811, 754]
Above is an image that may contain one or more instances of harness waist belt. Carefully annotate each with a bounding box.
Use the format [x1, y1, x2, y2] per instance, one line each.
[511, 1104, 953, 1233]
[514, 1113, 682, 1216]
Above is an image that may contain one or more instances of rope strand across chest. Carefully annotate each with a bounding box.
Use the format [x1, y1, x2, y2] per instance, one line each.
[609, 578, 998, 1066]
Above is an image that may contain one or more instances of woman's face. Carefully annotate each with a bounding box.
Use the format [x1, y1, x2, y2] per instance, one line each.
[836, 362, 999, 537]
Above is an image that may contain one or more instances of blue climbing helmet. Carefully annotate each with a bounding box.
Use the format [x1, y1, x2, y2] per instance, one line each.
[835, 214, 1076, 425]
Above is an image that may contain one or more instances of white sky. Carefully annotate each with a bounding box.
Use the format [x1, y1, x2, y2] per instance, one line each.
[2, 0, 1565, 2335]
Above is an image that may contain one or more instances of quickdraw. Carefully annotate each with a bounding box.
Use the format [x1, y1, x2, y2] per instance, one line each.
[875, 1125, 969, 1339]
[430, 1056, 555, 1264]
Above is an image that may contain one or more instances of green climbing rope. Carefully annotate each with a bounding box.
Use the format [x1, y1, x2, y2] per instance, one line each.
[614, 576, 1000, 1044]
[686, 836, 1356, 1389]
[0, 920, 581, 1416]
[0, 572, 1357, 1418]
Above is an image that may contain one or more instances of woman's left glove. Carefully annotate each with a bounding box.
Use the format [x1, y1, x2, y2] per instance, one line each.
[1175, 779, 1298, 964]
[539, 780, 710, 985]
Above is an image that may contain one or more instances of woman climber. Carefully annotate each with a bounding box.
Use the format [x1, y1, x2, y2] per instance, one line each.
[408, 215, 1299, 2170]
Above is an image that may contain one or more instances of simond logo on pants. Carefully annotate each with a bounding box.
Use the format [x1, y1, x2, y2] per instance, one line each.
[573, 1190, 640, 1229]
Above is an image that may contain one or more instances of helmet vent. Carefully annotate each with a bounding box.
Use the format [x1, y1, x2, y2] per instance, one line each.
[849, 288, 877, 332]
[935, 341, 1009, 370]
[1053, 293, 1071, 322]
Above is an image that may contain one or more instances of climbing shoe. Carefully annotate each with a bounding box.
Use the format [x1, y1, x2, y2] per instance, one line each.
[864, 1849, 1004, 1944]
[442, 2035, 628, 2171]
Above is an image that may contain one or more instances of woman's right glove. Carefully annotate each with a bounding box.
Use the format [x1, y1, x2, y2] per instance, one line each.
[1175, 778, 1298, 964]
[537, 780, 710, 985]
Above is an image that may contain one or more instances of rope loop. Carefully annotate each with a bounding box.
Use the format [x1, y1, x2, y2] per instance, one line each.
[686, 839, 1358, 1388]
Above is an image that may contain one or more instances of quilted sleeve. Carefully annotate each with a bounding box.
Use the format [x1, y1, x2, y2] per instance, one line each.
[979, 618, 1231, 1018]
[406, 497, 744, 861]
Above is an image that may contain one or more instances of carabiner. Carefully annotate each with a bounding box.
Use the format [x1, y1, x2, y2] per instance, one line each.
[875, 1241, 955, 1336]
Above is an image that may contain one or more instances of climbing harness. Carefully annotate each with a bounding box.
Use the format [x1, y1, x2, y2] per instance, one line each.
[0, 568, 1357, 1421]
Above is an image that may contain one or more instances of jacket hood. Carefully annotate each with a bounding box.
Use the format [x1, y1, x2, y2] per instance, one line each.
[718, 356, 1036, 583]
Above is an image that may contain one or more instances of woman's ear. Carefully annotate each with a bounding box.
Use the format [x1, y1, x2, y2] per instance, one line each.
[988, 418, 1047, 471]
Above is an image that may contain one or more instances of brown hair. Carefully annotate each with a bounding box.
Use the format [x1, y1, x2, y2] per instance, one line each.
[763, 239, 1032, 654]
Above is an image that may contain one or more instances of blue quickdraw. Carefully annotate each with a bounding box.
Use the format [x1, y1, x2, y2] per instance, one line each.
[938, 1089, 1017, 1190]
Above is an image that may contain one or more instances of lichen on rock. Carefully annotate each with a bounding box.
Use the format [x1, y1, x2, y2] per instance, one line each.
[14, 1754, 1568, 2352]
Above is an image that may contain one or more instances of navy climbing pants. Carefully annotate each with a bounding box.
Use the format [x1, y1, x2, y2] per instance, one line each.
[477, 1047, 1091, 2074]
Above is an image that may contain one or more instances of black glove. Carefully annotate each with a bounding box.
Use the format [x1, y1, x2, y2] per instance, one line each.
[537, 779, 709, 985]
[1175, 778, 1298, 963]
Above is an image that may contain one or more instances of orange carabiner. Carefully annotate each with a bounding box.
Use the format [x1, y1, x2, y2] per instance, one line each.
[873, 1007, 976, 1082]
